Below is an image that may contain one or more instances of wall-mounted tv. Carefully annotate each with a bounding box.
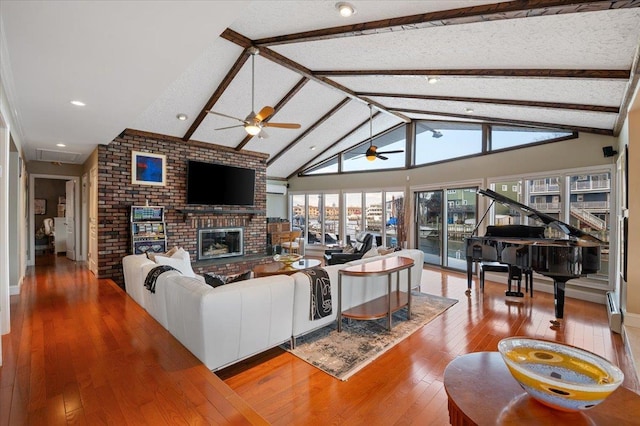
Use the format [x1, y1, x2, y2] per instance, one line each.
[186, 160, 255, 206]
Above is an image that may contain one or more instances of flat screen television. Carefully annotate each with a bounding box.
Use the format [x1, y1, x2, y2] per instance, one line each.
[186, 160, 255, 206]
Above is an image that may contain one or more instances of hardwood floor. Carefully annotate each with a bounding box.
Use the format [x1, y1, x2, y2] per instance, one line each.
[0, 255, 267, 425]
[1, 256, 638, 425]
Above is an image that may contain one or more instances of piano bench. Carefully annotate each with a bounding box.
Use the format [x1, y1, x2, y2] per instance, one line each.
[480, 263, 533, 297]
[479, 262, 509, 291]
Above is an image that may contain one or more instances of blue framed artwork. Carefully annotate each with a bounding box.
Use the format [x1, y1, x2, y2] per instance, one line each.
[132, 150, 166, 186]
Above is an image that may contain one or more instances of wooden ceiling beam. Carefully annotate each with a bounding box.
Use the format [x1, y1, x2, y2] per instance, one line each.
[220, 28, 410, 124]
[393, 107, 613, 135]
[268, 98, 351, 166]
[234, 77, 309, 151]
[182, 48, 250, 142]
[316, 69, 630, 79]
[357, 92, 620, 113]
[254, 0, 640, 46]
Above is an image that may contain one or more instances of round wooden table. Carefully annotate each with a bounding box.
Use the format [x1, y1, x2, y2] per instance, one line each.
[443, 351, 640, 426]
[252, 258, 321, 277]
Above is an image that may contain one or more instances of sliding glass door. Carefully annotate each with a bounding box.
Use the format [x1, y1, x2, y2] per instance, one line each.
[415, 186, 478, 270]
[416, 190, 443, 265]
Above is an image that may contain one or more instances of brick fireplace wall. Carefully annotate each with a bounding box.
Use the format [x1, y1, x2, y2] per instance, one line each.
[98, 129, 269, 287]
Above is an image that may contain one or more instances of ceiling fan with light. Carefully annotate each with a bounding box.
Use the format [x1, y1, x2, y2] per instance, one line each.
[206, 47, 301, 138]
[362, 105, 403, 161]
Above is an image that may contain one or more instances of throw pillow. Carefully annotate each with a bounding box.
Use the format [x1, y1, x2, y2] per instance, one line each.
[203, 274, 227, 288]
[342, 245, 355, 254]
[202, 271, 252, 288]
[362, 246, 379, 259]
[172, 248, 196, 277]
[154, 248, 196, 278]
[377, 246, 395, 255]
[146, 245, 179, 262]
[226, 270, 252, 283]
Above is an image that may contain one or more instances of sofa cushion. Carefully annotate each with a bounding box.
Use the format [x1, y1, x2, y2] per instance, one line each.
[155, 249, 196, 277]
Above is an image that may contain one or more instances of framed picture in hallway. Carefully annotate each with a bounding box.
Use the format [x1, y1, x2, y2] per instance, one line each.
[132, 150, 166, 186]
[34, 198, 46, 215]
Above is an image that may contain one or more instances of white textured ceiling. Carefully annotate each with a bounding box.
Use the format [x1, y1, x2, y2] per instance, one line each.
[2, 1, 639, 179]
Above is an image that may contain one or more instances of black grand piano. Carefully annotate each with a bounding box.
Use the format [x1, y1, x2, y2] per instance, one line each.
[465, 188, 604, 320]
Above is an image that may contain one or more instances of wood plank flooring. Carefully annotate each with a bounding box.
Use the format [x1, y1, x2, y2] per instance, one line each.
[217, 266, 640, 425]
[1, 256, 638, 425]
[0, 255, 267, 425]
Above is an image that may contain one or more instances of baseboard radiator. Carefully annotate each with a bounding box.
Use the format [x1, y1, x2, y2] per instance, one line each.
[606, 291, 622, 334]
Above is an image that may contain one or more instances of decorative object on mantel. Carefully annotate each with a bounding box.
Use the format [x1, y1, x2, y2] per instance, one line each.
[131, 150, 166, 186]
[283, 292, 457, 380]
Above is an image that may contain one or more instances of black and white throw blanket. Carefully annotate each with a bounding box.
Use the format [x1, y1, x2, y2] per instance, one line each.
[301, 268, 332, 320]
[144, 265, 179, 294]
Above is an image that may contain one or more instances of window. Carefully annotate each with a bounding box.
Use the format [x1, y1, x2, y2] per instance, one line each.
[489, 167, 612, 284]
[490, 125, 574, 150]
[344, 192, 363, 244]
[569, 172, 611, 279]
[414, 121, 482, 165]
[342, 126, 405, 172]
[304, 157, 338, 175]
[491, 180, 523, 225]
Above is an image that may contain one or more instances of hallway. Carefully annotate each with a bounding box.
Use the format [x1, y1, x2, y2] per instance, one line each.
[0, 257, 266, 425]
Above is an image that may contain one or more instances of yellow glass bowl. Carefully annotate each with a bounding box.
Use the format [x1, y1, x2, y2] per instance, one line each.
[273, 254, 302, 268]
[497, 337, 624, 412]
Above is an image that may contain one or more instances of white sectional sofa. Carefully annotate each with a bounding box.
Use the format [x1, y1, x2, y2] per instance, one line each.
[122, 248, 423, 371]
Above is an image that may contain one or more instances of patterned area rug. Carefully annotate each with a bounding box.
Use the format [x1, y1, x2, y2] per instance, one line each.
[283, 292, 458, 381]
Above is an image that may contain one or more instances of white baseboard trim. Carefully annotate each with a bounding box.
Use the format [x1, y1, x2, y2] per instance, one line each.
[483, 273, 606, 305]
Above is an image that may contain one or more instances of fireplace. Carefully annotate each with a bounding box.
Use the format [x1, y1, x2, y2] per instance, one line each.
[198, 227, 244, 260]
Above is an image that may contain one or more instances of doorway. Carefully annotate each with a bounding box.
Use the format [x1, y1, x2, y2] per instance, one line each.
[29, 174, 82, 266]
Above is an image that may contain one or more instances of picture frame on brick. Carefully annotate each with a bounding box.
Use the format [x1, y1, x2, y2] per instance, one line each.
[132, 150, 166, 186]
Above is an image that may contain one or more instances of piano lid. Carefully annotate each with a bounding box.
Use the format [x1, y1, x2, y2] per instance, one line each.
[478, 188, 603, 244]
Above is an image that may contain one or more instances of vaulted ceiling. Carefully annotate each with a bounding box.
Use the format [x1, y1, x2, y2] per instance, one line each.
[2, 1, 639, 179]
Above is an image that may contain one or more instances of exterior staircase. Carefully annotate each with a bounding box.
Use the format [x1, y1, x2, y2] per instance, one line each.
[570, 206, 605, 231]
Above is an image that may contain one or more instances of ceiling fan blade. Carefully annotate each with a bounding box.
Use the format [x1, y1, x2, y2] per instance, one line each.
[206, 110, 246, 123]
[376, 149, 404, 155]
[215, 124, 244, 131]
[262, 122, 301, 129]
[255, 106, 275, 122]
[258, 129, 269, 139]
[377, 154, 389, 160]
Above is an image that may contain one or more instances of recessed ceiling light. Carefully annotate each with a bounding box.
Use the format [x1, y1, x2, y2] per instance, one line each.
[176, 113, 188, 121]
[335, 2, 355, 17]
[70, 100, 85, 107]
[426, 76, 440, 84]
[56, 143, 66, 147]
[310, 145, 317, 151]
[465, 108, 475, 113]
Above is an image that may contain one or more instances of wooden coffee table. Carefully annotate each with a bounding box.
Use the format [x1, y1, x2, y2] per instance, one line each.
[444, 351, 640, 425]
[253, 258, 321, 277]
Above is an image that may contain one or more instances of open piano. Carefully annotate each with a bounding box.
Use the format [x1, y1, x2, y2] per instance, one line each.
[465, 189, 604, 320]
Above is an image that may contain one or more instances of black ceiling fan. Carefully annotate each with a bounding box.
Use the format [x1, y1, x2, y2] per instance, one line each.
[206, 47, 301, 138]
[361, 105, 403, 161]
